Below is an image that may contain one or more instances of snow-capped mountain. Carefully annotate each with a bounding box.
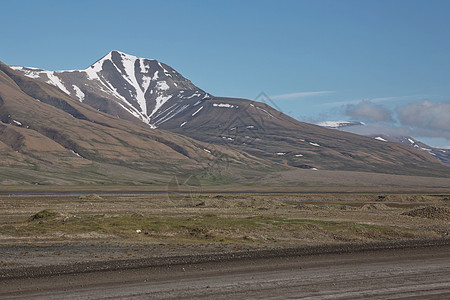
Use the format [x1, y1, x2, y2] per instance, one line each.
[12, 51, 210, 127]
[2, 60, 265, 185]
[9, 53, 450, 176]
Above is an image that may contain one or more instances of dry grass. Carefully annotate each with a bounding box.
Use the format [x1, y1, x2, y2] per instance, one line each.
[0, 212, 420, 245]
[0, 193, 448, 247]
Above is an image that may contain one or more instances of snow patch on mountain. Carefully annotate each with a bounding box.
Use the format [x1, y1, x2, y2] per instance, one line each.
[44, 72, 70, 95]
[213, 103, 237, 108]
[139, 58, 149, 73]
[375, 137, 388, 142]
[185, 92, 202, 99]
[11, 66, 41, 79]
[158, 62, 172, 77]
[72, 85, 85, 102]
[150, 95, 173, 117]
[316, 120, 366, 129]
[141, 76, 151, 93]
[192, 106, 204, 117]
[256, 106, 273, 117]
[71, 150, 83, 158]
[156, 81, 170, 91]
[152, 104, 190, 126]
[120, 52, 148, 115]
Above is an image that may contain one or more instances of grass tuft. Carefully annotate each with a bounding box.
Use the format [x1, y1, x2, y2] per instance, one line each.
[28, 209, 58, 221]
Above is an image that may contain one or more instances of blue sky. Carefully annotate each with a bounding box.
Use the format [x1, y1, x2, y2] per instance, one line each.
[2, 0, 450, 146]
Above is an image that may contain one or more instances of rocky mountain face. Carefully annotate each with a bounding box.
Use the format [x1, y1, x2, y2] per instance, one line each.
[9, 51, 450, 179]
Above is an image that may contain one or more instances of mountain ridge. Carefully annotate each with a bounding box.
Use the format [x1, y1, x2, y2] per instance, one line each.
[316, 120, 450, 164]
[8, 52, 450, 179]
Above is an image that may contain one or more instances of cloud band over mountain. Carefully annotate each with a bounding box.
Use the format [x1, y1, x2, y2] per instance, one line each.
[397, 100, 450, 139]
[345, 101, 394, 122]
[344, 99, 450, 142]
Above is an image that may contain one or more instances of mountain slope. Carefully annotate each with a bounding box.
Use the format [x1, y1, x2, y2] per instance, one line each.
[316, 121, 450, 165]
[11, 52, 450, 178]
[159, 97, 450, 177]
[0, 61, 265, 185]
[367, 135, 450, 165]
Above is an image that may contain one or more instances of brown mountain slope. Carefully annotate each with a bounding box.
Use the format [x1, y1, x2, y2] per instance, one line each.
[159, 97, 450, 177]
[0, 62, 266, 185]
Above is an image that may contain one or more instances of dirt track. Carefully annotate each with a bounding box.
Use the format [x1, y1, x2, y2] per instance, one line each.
[0, 192, 449, 298]
[1, 244, 449, 299]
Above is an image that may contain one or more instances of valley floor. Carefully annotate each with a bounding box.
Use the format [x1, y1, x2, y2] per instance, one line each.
[0, 192, 449, 298]
[0, 192, 448, 271]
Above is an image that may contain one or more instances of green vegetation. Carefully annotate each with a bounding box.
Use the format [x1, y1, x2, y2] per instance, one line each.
[28, 209, 58, 221]
[0, 211, 416, 244]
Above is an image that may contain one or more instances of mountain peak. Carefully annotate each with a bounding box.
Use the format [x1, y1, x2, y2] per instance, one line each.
[13, 51, 208, 127]
[107, 50, 153, 62]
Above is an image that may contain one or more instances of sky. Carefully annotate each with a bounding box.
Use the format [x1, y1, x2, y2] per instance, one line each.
[1, 0, 450, 147]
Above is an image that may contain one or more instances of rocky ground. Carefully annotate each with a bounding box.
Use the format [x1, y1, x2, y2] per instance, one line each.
[0, 192, 448, 275]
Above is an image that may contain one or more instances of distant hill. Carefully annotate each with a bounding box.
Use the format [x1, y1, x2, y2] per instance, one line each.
[316, 120, 450, 165]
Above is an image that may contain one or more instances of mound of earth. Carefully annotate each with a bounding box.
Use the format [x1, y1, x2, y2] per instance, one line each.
[79, 194, 103, 200]
[403, 206, 450, 221]
[361, 204, 390, 210]
[28, 210, 74, 223]
[28, 210, 59, 221]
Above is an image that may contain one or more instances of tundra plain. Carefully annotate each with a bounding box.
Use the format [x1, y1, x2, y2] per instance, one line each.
[0, 191, 448, 272]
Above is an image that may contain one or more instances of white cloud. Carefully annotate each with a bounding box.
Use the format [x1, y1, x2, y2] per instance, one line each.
[271, 91, 334, 100]
[397, 100, 450, 130]
[345, 100, 393, 122]
[321, 94, 426, 107]
[341, 123, 411, 137]
[340, 99, 450, 143]
[397, 100, 450, 141]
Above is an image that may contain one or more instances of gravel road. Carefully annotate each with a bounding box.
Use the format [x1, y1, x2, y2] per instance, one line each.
[1, 244, 449, 299]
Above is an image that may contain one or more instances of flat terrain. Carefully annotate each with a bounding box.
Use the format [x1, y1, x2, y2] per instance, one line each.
[0, 192, 448, 266]
[1, 245, 449, 299]
[0, 192, 449, 298]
